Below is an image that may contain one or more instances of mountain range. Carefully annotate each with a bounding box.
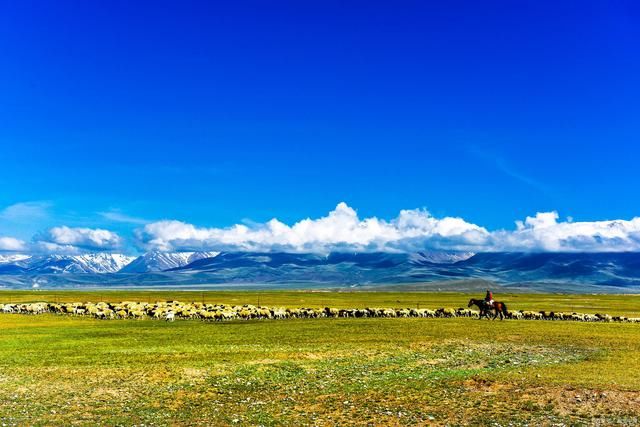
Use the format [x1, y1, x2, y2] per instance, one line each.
[0, 251, 639, 291]
[0, 251, 217, 274]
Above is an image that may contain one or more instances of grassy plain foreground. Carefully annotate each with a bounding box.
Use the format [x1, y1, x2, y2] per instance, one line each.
[0, 291, 639, 426]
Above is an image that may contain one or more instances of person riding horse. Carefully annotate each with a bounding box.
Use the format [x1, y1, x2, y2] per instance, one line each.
[468, 291, 509, 320]
[485, 289, 494, 310]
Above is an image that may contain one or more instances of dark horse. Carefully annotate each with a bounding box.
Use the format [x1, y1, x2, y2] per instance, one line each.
[468, 298, 509, 320]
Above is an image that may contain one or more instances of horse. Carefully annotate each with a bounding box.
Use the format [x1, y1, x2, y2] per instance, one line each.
[468, 298, 491, 319]
[468, 298, 509, 320]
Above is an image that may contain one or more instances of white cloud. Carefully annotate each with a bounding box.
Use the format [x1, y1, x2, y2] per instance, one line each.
[0, 237, 27, 252]
[35, 226, 123, 252]
[135, 203, 640, 253]
[1, 203, 638, 254]
[0, 201, 51, 221]
[136, 202, 490, 253]
[98, 210, 149, 225]
[493, 212, 640, 252]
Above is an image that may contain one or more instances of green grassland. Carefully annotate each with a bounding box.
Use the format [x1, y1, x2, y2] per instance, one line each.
[0, 291, 639, 426]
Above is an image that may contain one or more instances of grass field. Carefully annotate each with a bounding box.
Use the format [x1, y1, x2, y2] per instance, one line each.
[0, 291, 639, 426]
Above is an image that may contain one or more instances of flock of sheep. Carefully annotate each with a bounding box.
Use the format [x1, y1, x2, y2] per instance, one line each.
[1, 301, 639, 323]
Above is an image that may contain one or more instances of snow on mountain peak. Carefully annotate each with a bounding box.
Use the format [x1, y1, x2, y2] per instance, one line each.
[409, 251, 475, 264]
[21, 253, 137, 274]
[119, 251, 220, 273]
[71, 253, 137, 273]
[0, 254, 32, 264]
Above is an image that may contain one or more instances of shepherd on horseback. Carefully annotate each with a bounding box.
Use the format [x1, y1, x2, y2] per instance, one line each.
[468, 290, 509, 320]
[485, 289, 494, 309]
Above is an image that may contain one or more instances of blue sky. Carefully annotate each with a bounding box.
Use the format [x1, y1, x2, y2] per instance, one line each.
[0, 1, 639, 253]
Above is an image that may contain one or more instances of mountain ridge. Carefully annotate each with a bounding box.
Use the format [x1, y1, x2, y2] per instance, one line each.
[0, 251, 639, 291]
[0, 253, 136, 274]
[119, 251, 220, 273]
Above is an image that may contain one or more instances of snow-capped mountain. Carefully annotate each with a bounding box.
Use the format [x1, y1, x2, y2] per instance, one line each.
[0, 251, 220, 274]
[0, 254, 31, 264]
[70, 253, 136, 273]
[409, 251, 475, 264]
[119, 251, 220, 273]
[23, 253, 136, 274]
[1, 251, 640, 292]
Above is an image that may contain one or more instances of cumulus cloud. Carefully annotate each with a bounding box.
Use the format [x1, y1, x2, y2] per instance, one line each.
[0, 237, 27, 252]
[34, 226, 123, 253]
[135, 203, 640, 253]
[136, 202, 490, 253]
[2, 203, 639, 254]
[492, 212, 640, 252]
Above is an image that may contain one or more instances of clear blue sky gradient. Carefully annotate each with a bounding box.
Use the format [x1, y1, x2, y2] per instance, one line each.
[1, 1, 639, 240]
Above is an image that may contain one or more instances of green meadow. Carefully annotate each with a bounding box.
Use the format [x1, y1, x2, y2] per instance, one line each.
[0, 291, 639, 426]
